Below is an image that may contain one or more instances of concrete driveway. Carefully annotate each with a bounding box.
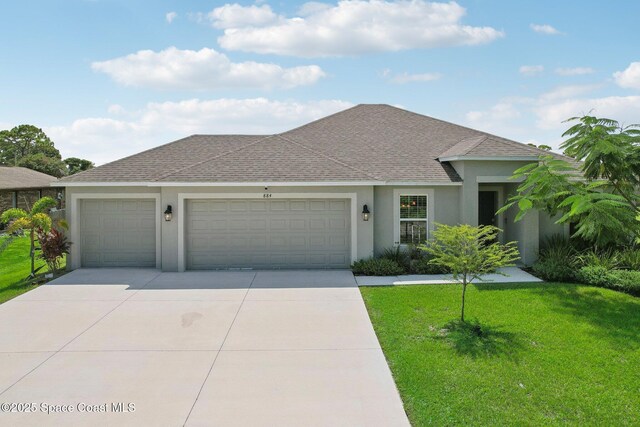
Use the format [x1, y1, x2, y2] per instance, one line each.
[0, 269, 409, 426]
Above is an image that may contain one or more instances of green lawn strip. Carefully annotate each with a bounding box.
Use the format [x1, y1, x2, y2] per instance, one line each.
[0, 235, 65, 304]
[361, 282, 640, 426]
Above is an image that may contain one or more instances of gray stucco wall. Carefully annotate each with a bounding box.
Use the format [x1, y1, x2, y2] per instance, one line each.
[65, 167, 566, 270]
[373, 185, 461, 255]
[539, 212, 569, 245]
[67, 185, 374, 271]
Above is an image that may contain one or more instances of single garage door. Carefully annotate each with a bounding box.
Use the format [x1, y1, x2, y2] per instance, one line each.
[80, 199, 156, 267]
[186, 198, 351, 269]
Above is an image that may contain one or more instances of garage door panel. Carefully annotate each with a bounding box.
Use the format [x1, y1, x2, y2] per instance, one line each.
[80, 199, 156, 268]
[290, 219, 306, 230]
[330, 200, 347, 211]
[309, 219, 325, 230]
[186, 198, 350, 269]
[269, 201, 287, 211]
[270, 219, 287, 230]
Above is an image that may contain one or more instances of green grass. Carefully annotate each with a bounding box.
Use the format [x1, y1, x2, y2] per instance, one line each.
[0, 234, 64, 304]
[361, 282, 640, 426]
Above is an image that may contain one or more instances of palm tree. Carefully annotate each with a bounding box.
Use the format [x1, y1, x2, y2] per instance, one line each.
[1, 196, 57, 277]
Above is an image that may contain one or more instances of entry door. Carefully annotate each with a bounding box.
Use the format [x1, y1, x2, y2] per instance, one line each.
[478, 191, 497, 227]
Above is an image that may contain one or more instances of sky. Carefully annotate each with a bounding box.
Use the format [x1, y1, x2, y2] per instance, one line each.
[1, 0, 640, 165]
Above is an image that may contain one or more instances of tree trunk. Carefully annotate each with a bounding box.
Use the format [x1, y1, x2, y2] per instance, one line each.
[461, 277, 467, 322]
[29, 227, 35, 277]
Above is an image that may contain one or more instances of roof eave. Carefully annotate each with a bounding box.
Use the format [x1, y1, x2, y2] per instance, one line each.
[438, 155, 539, 162]
[55, 180, 463, 187]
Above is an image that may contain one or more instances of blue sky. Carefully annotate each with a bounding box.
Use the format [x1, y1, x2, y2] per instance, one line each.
[2, 0, 640, 164]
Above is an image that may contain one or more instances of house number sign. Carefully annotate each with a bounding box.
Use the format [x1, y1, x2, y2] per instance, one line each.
[263, 193, 272, 198]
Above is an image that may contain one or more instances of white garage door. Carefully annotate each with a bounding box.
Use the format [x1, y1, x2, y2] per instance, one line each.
[186, 199, 351, 269]
[80, 199, 157, 267]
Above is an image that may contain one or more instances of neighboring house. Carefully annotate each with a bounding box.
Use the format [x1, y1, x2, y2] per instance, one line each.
[0, 166, 64, 219]
[57, 104, 568, 271]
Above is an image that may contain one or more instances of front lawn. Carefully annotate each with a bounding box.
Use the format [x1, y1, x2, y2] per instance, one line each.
[0, 234, 63, 304]
[361, 282, 640, 426]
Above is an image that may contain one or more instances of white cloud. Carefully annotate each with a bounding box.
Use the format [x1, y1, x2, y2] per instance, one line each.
[613, 62, 640, 89]
[465, 101, 523, 135]
[538, 84, 602, 102]
[534, 96, 640, 130]
[208, 1, 504, 57]
[519, 65, 544, 77]
[46, 98, 353, 165]
[208, 4, 279, 29]
[530, 23, 561, 35]
[555, 67, 594, 76]
[384, 70, 441, 84]
[91, 47, 325, 90]
[165, 11, 177, 23]
[464, 82, 640, 151]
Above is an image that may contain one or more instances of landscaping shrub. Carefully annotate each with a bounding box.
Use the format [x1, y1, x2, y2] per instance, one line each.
[576, 248, 619, 269]
[532, 258, 576, 282]
[380, 246, 410, 271]
[37, 227, 70, 274]
[351, 258, 405, 276]
[605, 270, 640, 296]
[576, 266, 613, 288]
[410, 255, 451, 274]
[575, 267, 640, 297]
[617, 248, 640, 271]
[532, 235, 578, 281]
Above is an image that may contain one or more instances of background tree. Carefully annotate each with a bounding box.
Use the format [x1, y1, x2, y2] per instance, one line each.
[1, 197, 57, 278]
[18, 152, 67, 177]
[422, 224, 520, 322]
[64, 157, 94, 175]
[500, 116, 640, 246]
[0, 125, 61, 165]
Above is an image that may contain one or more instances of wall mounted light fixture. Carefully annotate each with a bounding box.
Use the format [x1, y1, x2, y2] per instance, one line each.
[362, 204, 370, 221]
[164, 205, 173, 221]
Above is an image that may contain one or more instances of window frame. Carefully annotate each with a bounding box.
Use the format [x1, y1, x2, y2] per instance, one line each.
[393, 189, 434, 247]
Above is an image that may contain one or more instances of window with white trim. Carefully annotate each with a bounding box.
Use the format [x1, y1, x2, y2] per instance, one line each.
[399, 195, 428, 244]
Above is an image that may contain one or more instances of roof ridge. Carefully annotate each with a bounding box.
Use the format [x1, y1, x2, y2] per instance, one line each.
[482, 135, 542, 155]
[373, 104, 567, 158]
[154, 134, 277, 181]
[280, 104, 360, 136]
[458, 135, 489, 156]
[275, 133, 382, 181]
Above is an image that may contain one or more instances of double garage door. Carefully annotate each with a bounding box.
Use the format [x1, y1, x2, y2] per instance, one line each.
[186, 198, 351, 269]
[79, 197, 351, 269]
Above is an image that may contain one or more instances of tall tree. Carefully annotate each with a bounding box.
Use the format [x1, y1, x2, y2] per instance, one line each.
[499, 116, 640, 246]
[64, 157, 94, 175]
[18, 153, 67, 177]
[0, 125, 61, 165]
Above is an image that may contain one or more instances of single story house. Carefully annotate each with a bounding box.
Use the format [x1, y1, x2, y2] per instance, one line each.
[0, 166, 64, 218]
[56, 104, 568, 271]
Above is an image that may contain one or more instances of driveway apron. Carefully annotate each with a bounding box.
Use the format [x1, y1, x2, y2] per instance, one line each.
[0, 269, 409, 426]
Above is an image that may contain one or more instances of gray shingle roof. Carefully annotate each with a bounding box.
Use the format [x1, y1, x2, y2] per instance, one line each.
[438, 135, 543, 159]
[59, 104, 557, 184]
[0, 167, 58, 190]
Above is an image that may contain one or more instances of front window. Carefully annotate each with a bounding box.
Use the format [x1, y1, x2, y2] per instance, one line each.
[399, 195, 427, 244]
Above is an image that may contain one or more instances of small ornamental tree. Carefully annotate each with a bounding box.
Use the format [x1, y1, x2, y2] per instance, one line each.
[0, 196, 57, 277]
[422, 224, 520, 322]
[37, 226, 71, 274]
